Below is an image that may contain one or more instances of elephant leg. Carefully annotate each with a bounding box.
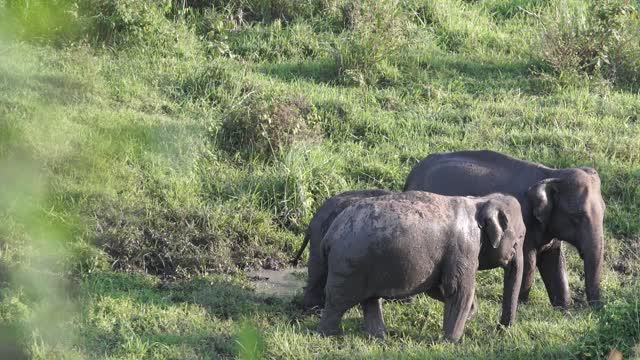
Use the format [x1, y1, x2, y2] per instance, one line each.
[537, 244, 572, 309]
[317, 298, 351, 336]
[518, 248, 538, 303]
[361, 298, 385, 339]
[427, 288, 477, 321]
[442, 273, 475, 342]
[303, 252, 327, 310]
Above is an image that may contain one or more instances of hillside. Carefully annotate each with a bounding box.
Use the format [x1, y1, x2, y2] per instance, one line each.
[0, 0, 639, 358]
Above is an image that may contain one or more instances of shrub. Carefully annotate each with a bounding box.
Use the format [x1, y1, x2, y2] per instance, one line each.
[176, 59, 238, 105]
[183, 6, 237, 57]
[216, 91, 322, 160]
[541, 0, 640, 88]
[333, 0, 409, 86]
[79, 0, 165, 44]
[79, 0, 201, 56]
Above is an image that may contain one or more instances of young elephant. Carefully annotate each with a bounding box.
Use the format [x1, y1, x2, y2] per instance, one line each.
[290, 189, 393, 310]
[318, 191, 525, 342]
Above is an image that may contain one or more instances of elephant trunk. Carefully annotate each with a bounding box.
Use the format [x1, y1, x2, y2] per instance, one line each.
[500, 243, 523, 326]
[580, 224, 603, 308]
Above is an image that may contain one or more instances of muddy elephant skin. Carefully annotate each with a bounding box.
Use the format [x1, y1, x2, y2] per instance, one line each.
[318, 191, 525, 342]
[290, 189, 392, 310]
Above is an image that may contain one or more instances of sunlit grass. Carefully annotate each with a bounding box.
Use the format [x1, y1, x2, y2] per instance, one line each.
[0, 0, 639, 358]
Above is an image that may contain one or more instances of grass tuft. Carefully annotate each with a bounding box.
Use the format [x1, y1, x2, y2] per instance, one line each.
[216, 91, 322, 161]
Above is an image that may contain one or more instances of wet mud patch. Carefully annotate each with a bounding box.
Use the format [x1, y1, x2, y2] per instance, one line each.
[246, 267, 306, 298]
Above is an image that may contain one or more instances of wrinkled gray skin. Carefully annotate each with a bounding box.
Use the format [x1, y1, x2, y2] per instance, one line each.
[404, 150, 606, 308]
[291, 190, 393, 309]
[318, 191, 525, 342]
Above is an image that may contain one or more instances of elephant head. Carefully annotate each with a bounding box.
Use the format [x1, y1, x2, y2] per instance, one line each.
[477, 195, 525, 326]
[478, 196, 525, 268]
[527, 167, 606, 306]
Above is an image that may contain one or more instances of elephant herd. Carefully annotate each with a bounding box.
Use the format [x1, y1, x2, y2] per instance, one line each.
[291, 150, 606, 342]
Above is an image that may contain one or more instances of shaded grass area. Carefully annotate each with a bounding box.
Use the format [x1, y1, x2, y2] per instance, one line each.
[0, 0, 639, 358]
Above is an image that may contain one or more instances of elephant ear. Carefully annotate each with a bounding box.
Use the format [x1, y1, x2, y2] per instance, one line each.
[526, 178, 561, 227]
[479, 202, 508, 249]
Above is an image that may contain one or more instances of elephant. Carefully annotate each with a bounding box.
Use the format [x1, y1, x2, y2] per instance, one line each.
[318, 191, 525, 342]
[404, 150, 606, 308]
[290, 189, 393, 310]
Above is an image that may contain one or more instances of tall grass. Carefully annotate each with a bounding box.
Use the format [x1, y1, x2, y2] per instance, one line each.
[333, 0, 410, 86]
[540, 0, 640, 89]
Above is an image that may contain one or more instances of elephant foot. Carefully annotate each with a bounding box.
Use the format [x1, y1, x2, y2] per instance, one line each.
[364, 325, 385, 339]
[302, 292, 325, 312]
[317, 323, 340, 337]
[517, 294, 530, 304]
[363, 317, 386, 339]
[498, 317, 513, 328]
[549, 294, 572, 310]
[317, 310, 340, 336]
[587, 298, 603, 310]
[552, 304, 571, 313]
[362, 298, 385, 339]
[317, 304, 347, 337]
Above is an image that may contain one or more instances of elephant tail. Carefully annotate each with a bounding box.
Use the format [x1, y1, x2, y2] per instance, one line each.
[290, 230, 311, 266]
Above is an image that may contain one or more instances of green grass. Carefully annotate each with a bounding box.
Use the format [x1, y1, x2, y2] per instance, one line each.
[0, 0, 639, 358]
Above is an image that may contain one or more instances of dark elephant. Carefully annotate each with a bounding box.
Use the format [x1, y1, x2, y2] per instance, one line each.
[291, 189, 393, 309]
[404, 150, 606, 308]
[318, 191, 525, 342]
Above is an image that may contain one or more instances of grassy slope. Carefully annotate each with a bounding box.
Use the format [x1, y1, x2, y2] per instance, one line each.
[0, 0, 639, 358]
